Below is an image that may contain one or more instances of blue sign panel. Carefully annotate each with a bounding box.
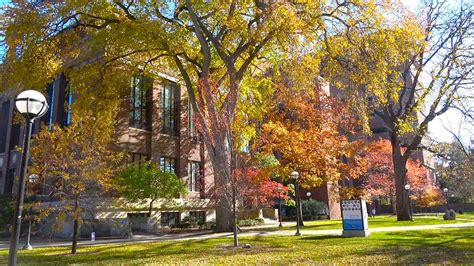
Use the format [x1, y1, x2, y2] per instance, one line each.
[343, 219, 364, 230]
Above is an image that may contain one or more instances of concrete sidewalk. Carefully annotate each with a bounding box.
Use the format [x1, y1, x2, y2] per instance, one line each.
[1, 222, 473, 250]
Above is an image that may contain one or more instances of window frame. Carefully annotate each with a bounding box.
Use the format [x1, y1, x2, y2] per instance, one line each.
[161, 212, 180, 227]
[160, 156, 177, 174]
[161, 82, 180, 136]
[188, 161, 202, 192]
[189, 211, 206, 224]
[130, 75, 152, 130]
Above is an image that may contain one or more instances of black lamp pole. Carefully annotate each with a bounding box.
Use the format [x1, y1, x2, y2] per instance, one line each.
[278, 187, 283, 228]
[9, 119, 34, 266]
[9, 91, 48, 266]
[291, 171, 301, 236]
[404, 184, 413, 222]
[295, 181, 301, 236]
[23, 206, 33, 250]
[23, 175, 38, 251]
[443, 189, 449, 211]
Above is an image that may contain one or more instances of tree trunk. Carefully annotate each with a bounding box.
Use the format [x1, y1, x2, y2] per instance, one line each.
[71, 198, 79, 254]
[390, 136, 411, 221]
[213, 162, 234, 232]
[391, 195, 397, 215]
[207, 139, 234, 232]
[177, 68, 238, 233]
[148, 199, 155, 217]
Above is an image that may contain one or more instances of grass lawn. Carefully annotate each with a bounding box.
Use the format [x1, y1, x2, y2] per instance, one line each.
[457, 211, 474, 220]
[0, 228, 472, 265]
[255, 212, 474, 231]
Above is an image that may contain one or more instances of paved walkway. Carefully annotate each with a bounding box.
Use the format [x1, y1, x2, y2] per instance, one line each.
[1, 222, 473, 250]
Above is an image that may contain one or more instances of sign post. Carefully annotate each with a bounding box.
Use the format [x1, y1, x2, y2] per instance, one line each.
[341, 199, 370, 237]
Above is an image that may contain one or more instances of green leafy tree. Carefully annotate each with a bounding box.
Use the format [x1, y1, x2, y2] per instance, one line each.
[115, 161, 187, 216]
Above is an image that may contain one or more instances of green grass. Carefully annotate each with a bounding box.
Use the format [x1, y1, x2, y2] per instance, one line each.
[0, 228, 472, 264]
[457, 211, 474, 220]
[255, 213, 474, 231]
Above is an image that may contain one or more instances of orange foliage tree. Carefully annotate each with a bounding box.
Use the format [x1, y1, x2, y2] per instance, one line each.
[232, 167, 289, 209]
[215, 162, 289, 247]
[257, 76, 367, 189]
[362, 139, 444, 211]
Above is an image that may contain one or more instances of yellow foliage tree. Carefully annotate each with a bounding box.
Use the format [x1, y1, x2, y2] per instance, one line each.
[30, 108, 123, 254]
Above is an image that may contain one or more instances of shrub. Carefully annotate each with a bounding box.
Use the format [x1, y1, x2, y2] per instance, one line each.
[302, 200, 329, 217]
[0, 196, 14, 235]
[206, 219, 216, 230]
[237, 218, 265, 227]
[177, 216, 199, 229]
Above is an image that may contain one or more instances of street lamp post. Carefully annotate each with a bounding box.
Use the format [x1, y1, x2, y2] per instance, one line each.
[306, 192, 311, 199]
[9, 90, 48, 266]
[443, 188, 449, 211]
[23, 174, 39, 250]
[404, 184, 413, 221]
[277, 186, 283, 228]
[291, 171, 301, 236]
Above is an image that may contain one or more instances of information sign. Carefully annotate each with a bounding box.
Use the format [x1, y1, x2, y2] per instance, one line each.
[341, 199, 370, 237]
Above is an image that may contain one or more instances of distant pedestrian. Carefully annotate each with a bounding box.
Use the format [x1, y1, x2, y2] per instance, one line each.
[371, 208, 376, 217]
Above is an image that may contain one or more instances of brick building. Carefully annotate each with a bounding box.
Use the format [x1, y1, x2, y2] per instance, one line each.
[0, 72, 216, 234]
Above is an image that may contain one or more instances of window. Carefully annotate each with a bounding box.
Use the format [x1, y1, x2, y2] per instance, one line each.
[188, 161, 202, 192]
[160, 157, 177, 174]
[189, 211, 206, 224]
[162, 82, 179, 136]
[4, 169, 15, 196]
[65, 81, 73, 126]
[130, 152, 150, 165]
[127, 212, 150, 218]
[161, 212, 180, 227]
[188, 100, 196, 137]
[130, 75, 152, 130]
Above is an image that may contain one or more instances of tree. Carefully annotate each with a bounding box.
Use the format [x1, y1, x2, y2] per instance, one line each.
[29, 111, 122, 254]
[321, 1, 473, 220]
[0, 0, 377, 232]
[362, 139, 444, 212]
[434, 140, 473, 203]
[229, 165, 288, 247]
[257, 64, 367, 189]
[115, 161, 187, 216]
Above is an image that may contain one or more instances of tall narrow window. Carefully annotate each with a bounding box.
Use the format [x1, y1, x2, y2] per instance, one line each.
[130, 75, 152, 130]
[188, 161, 201, 192]
[160, 157, 177, 174]
[48, 81, 55, 130]
[188, 100, 196, 137]
[65, 81, 73, 126]
[162, 82, 179, 136]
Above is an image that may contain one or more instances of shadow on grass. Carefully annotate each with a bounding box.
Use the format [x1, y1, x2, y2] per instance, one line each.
[3, 228, 471, 265]
[299, 235, 342, 241]
[10, 238, 269, 265]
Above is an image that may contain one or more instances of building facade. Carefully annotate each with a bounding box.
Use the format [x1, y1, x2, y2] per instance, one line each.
[0, 73, 217, 234]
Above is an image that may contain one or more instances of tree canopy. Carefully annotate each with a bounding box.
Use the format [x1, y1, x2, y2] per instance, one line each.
[1, 0, 380, 231]
[321, 1, 473, 220]
[115, 161, 187, 215]
[29, 110, 123, 254]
